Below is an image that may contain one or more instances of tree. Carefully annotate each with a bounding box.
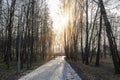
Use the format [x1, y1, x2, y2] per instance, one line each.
[95, 7, 102, 66]
[85, 0, 89, 65]
[5, 0, 16, 69]
[98, 0, 120, 74]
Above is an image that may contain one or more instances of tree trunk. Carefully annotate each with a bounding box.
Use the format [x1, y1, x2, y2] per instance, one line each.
[85, 0, 89, 65]
[99, 0, 120, 74]
[103, 26, 107, 58]
[6, 0, 16, 69]
[96, 11, 102, 66]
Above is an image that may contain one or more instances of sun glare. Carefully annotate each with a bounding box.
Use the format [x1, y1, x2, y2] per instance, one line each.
[47, 0, 69, 33]
[47, 0, 73, 53]
[53, 13, 69, 33]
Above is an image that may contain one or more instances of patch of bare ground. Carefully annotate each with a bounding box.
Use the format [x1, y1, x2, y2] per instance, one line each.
[67, 57, 120, 80]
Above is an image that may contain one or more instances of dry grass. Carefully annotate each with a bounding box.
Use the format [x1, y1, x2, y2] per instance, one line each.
[0, 58, 50, 80]
[68, 57, 120, 80]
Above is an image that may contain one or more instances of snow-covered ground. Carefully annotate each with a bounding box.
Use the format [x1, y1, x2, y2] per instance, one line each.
[19, 56, 81, 80]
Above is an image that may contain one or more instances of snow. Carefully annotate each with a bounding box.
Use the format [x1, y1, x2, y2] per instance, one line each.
[19, 56, 81, 80]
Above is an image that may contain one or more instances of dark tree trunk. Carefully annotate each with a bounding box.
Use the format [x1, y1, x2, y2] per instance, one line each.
[99, 0, 120, 74]
[85, 0, 89, 65]
[96, 11, 102, 66]
[80, 20, 84, 63]
[5, 0, 16, 69]
[103, 26, 107, 58]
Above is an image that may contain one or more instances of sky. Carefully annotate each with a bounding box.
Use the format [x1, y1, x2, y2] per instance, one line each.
[47, 0, 63, 33]
[105, 0, 120, 15]
[47, 0, 64, 53]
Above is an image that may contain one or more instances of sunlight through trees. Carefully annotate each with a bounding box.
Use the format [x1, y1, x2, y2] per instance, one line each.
[0, 0, 120, 79]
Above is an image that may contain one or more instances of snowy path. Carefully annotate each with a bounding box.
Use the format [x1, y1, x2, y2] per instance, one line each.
[19, 56, 81, 80]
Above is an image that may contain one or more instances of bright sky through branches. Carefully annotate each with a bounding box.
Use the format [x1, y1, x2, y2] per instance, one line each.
[47, 0, 70, 53]
[47, 0, 68, 33]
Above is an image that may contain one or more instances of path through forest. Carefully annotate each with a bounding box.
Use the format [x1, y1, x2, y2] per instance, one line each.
[19, 56, 81, 80]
